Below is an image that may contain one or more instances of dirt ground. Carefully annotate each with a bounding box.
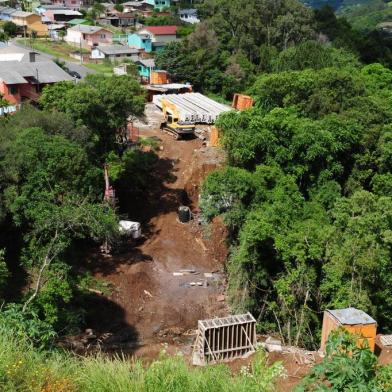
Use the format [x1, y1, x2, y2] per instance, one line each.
[75, 104, 322, 390]
[82, 105, 228, 359]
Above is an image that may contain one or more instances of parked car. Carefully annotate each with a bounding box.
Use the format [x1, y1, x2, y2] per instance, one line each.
[68, 70, 81, 79]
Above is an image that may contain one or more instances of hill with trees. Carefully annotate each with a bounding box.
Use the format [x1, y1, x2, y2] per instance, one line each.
[1, 0, 392, 388]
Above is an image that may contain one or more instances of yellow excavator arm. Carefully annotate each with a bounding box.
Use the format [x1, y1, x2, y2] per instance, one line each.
[160, 98, 195, 140]
[161, 98, 180, 122]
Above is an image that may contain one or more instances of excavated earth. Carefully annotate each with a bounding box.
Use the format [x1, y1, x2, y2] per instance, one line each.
[79, 107, 229, 359]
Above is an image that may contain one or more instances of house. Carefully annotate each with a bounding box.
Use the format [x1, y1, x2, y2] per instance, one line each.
[48, 23, 66, 40]
[135, 58, 155, 82]
[65, 24, 113, 48]
[43, 8, 82, 23]
[11, 11, 48, 37]
[91, 45, 139, 61]
[179, 8, 199, 24]
[114, 12, 135, 27]
[127, 31, 152, 52]
[127, 25, 176, 52]
[0, 6, 16, 21]
[122, 1, 154, 16]
[145, 0, 170, 11]
[0, 46, 73, 106]
[50, 0, 89, 11]
[100, 11, 135, 27]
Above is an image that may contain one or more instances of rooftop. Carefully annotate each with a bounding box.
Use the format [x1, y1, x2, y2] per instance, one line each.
[143, 25, 177, 35]
[67, 18, 90, 25]
[0, 6, 16, 14]
[328, 308, 377, 325]
[68, 24, 109, 34]
[95, 44, 138, 55]
[11, 10, 35, 17]
[136, 58, 155, 68]
[0, 61, 73, 84]
[0, 44, 42, 62]
[179, 8, 197, 15]
[51, 9, 82, 15]
[39, 4, 69, 9]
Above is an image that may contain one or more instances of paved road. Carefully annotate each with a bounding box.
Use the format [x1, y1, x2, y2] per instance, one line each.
[11, 39, 96, 79]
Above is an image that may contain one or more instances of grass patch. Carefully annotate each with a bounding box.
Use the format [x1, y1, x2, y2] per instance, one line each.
[0, 327, 285, 392]
[84, 61, 114, 75]
[16, 39, 114, 75]
[18, 39, 88, 58]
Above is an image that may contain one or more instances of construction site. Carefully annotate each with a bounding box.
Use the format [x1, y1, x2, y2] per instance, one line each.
[62, 76, 392, 391]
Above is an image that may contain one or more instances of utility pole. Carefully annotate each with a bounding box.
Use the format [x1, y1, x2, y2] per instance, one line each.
[79, 23, 82, 64]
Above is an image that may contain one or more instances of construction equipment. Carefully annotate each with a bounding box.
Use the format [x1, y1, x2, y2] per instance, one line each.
[160, 98, 195, 140]
[103, 164, 115, 203]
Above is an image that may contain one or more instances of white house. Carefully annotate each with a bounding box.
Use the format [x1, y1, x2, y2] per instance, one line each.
[179, 8, 199, 24]
[91, 45, 139, 61]
[65, 24, 113, 48]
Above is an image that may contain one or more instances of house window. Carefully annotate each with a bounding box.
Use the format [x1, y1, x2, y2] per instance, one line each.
[100, 34, 106, 38]
[9, 85, 17, 95]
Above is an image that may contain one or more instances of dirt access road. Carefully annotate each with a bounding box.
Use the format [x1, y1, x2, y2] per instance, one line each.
[85, 107, 228, 357]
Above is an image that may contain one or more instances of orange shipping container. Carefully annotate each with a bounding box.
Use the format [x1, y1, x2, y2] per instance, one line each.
[320, 308, 377, 352]
[150, 70, 168, 85]
[232, 94, 253, 110]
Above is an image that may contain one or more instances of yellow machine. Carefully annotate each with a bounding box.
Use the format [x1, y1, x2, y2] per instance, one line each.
[160, 98, 195, 140]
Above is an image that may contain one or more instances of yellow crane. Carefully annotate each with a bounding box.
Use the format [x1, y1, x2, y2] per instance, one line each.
[160, 98, 195, 140]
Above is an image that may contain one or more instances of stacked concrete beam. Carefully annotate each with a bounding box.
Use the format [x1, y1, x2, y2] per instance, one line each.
[153, 92, 232, 124]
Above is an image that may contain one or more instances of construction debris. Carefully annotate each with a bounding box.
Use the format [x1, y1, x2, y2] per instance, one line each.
[284, 346, 316, 365]
[180, 269, 197, 274]
[173, 269, 197, 276]
[153, 93, 232, 124]
[143, 290, 153, 298]
[263, 336, 282, 353]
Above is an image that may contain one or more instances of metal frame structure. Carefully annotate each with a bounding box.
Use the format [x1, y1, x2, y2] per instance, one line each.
[192, 313, 257, 365]
[153, 92, 232, 124]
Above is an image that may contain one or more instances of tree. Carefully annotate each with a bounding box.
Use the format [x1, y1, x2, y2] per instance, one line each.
[3, 21, 17, 37]
[114, 3, 123, 12]
[40, 75, 144, 156]
[87, 2, 106, 24]
[201, 62, 392, 348]
[0, 32, 8, 43]
[1, 127, 118, 328]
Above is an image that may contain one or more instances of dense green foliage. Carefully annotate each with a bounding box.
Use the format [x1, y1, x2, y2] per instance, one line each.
[297, 329, 392, 391]
[338, 0, 392, 31]
[156, 0, 392, 97]
[201, 63, 392, 348]
[0, 327, 284, 392]
[40, 74, 144, 156]
[0, 74, 147, 341]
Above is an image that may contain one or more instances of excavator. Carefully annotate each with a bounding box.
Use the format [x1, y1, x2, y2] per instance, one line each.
[160, 98, 195, 140]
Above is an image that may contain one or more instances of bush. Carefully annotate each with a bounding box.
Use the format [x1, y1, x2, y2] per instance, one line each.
[297, 329, 392, 391]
